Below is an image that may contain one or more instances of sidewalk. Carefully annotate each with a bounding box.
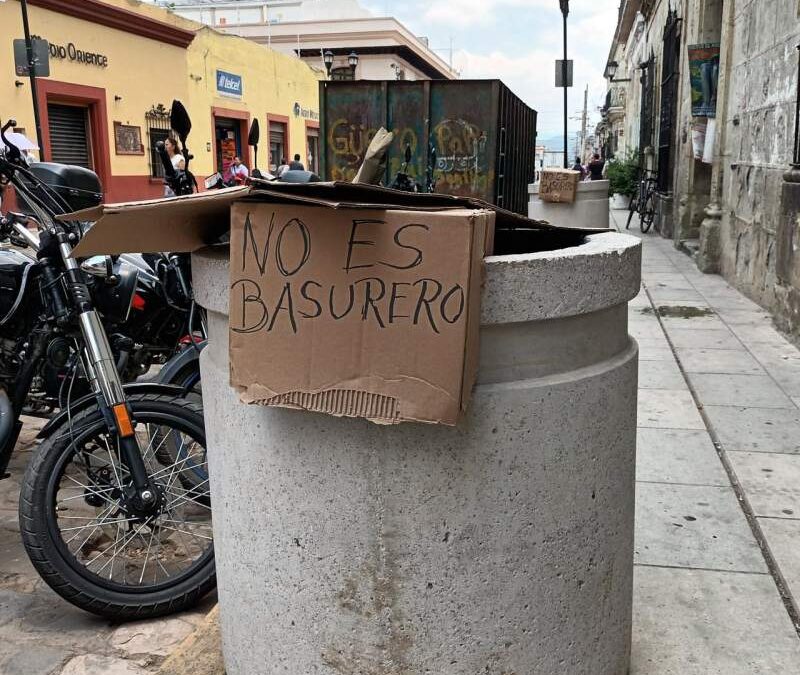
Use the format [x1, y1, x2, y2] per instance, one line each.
[614, 210, 800, 674]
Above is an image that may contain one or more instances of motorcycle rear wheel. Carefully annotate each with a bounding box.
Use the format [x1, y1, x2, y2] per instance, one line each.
[19, 393, 215, 620]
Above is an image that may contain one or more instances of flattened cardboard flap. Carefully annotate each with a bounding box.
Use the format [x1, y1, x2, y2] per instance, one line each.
[67, 187, 248, 257]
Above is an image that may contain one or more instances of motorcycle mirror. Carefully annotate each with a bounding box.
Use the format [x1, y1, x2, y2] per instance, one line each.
[404, 144, 412, 165]
[170, 100, 192, 143]
[248, 119, 260, 147]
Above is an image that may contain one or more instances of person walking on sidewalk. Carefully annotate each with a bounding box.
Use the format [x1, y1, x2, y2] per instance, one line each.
[572, 156, 587, 180]
[289, 153, 305, 171]
[587, 153, 605, 181]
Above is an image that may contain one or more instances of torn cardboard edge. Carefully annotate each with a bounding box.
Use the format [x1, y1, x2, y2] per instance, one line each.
[63, 181, 609, 258]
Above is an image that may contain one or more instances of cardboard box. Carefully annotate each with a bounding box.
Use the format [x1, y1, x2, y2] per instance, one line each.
[228, 202, 491, 425]
[539, 169, 580, 204]
[65, 181, 603, 425]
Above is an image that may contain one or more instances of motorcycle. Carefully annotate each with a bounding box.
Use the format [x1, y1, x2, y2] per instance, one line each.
[0, 118, 215, 620]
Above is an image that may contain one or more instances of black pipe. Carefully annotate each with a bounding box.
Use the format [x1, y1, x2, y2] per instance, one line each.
[563, 10, 568, 168]
[20, 0, 46, 161]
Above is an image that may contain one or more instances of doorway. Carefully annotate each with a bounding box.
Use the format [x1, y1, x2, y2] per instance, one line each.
[215, 118, 242, 176]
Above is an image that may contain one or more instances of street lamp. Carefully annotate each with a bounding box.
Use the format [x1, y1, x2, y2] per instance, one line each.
[606, 60, 632, 83]
[560, 0, 569, 168]
[348, 51, 359, 78]
[323, 50, 334, 78]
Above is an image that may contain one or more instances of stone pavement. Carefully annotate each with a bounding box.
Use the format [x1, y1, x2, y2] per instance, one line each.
[613, 209, 800, 674]
[0, 416, 216, 675]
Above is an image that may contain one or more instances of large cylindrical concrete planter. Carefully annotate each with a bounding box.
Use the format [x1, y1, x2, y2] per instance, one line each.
[529, 179, 611, 229]
[194, 231, 641, 675]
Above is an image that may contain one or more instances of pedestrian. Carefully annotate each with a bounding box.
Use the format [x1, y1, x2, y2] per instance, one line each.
[228, 155, 249, 184]
[276, 157, 290, 177]
[164, 135, 185, 196]
[571, 156, 587, 180]
[289, 153, 305, 171]
[587, 153, 605, 181]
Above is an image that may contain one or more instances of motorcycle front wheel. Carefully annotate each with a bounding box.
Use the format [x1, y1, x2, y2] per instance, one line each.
[19, 393, 215, 620]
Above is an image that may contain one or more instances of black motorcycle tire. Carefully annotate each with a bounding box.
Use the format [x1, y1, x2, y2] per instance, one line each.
[19, 393, 215, 621]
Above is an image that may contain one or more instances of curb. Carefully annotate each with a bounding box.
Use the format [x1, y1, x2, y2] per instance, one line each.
[156, 605, 224, 675]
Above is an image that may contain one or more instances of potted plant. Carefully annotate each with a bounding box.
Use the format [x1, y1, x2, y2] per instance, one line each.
[607, 150, 638, 209]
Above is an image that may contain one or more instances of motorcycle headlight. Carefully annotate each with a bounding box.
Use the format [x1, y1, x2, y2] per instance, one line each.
[92, 261, 139, 323]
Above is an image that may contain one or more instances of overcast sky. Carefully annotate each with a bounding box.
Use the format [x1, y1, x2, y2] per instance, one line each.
[361, 0, 621, 140]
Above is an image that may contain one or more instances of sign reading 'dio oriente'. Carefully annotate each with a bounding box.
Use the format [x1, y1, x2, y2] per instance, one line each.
[216, 70, 243, 98]
[228, 202, 492, 425]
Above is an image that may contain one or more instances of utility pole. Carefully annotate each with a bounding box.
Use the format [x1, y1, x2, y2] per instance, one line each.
[580, 84, 588, 162]
[20, 0, 45, 159]
[560, 1, 569, 168]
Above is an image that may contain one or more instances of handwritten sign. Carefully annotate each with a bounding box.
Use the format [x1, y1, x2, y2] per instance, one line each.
[228, 202, 492, 425]
[539, 168, 580, 204]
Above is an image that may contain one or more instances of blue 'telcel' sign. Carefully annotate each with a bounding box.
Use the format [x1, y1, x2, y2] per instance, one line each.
[216, 70, 243, 98]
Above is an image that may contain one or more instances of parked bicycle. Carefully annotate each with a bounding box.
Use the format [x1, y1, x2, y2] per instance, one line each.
[626, 170, 658, 233]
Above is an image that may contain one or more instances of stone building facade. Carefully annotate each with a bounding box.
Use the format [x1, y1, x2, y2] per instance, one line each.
[600, 0, 800, 337]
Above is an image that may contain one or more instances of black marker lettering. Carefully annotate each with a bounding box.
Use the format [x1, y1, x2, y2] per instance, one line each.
[379, 223, 428, 270]
[329, 284, 355, 319]
[440, 285, 465, 324]
[276, 218, 311, 276]
[357, 277, 386, 328]
[388, 282, 410, 323]
[267, 282, 297, 333]
[230, 279, 269, 333]
[299, 280, 323, 318]
[241, 211, 275, 275]
[344, 219, 381, 271]
[413, 278, 442, 334]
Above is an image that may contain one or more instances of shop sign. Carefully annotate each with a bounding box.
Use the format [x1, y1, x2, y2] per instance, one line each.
[216, 70, 243, 98]
[293, 102, 319, 121]
[32, 35, 108, 68]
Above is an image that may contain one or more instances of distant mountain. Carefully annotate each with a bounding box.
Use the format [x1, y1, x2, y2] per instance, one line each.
[537, 133, 580, 150]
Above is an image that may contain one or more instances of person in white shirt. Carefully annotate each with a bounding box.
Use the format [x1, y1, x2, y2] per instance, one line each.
[228, 155, 249, 184]
[164, 136, 185, 196]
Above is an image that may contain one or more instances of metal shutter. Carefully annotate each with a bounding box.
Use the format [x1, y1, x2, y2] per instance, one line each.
[47, 103, 91, 168]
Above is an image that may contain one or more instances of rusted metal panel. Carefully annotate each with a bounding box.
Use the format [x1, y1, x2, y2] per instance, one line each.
[320, 80, 537, 215]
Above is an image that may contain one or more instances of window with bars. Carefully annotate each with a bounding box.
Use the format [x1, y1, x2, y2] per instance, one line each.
[145, 104, 171, 178]
[638, 53, 656, 163]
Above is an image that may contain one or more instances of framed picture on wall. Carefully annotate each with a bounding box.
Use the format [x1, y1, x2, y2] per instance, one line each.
[114, 122, 144, 155]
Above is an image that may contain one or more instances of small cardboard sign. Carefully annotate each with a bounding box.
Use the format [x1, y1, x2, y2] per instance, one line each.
[228, 202, 492, 425]
[539, 168, 580, 204]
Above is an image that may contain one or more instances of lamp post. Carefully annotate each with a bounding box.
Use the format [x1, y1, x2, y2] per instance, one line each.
[323, 50, 334, 79]
[20, 0, 45, 159]
[560, 0, 569, 168]
[348, 51, 359, 79]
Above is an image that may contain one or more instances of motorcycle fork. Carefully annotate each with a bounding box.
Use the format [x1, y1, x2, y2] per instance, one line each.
[58, 236, 156, 510]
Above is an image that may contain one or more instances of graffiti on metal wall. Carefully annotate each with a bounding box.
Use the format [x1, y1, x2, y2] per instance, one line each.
[328, 118, 423, 182]
[431, 119, 491, 195]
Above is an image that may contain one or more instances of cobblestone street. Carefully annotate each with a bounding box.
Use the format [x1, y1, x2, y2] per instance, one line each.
[0, 418, 215, 675]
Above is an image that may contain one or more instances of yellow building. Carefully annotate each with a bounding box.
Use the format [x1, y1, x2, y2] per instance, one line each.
[0, 0, 321, 202]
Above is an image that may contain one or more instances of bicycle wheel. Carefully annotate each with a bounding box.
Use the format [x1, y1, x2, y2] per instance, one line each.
[640, 190, 656, 233]
[625, 197, 639, 230]
[19, 393, 215, 620]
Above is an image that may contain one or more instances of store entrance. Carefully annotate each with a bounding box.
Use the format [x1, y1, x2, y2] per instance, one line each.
[215, 118, 242, 177]
[47, 102, 92, 169]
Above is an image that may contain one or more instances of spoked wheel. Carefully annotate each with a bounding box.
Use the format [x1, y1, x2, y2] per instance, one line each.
[19, 394, 215, 620]
[625, 197, 639, 230]
[640, 190, 656, 233]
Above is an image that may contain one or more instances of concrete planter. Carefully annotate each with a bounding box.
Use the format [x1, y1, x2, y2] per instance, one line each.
[612, 193, 632, 210]
[194, 231, 641, 675]
[529, 179, 611, 229]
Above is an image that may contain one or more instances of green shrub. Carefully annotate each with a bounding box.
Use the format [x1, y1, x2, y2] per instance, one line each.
[606, 150, 639, 197]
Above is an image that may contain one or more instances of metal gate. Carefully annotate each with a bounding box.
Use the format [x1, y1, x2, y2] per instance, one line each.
[47, 103, 91, 168]
[638, 52, 656, 162]
[657, 10, 681, 192]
